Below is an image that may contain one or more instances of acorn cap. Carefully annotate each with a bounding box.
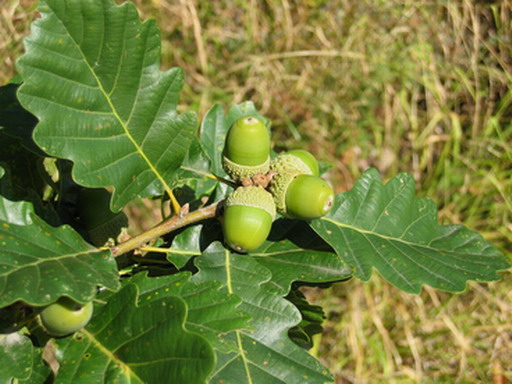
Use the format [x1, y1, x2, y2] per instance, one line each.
[287, 149, 320, 176]
[270, 153, 314, 176]
[222, 155, 270, 182]
[226, 185, 276, 219]
[268, 170, 301, 214]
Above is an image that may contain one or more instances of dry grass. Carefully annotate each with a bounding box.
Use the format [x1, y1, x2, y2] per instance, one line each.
[0, 0, 36, 81]
[1, 0, 511, 382]
[310, 277, 512, 383]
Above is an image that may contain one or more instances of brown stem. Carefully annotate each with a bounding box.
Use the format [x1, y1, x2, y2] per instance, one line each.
[110, 201, 222, 257]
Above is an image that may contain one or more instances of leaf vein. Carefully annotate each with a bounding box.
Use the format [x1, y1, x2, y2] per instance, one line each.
[370, 181, 409, 232]
[106, 4, 128, 98]
[0, 249, 103, 279]
[349, 181, 372, 226]
[22, 63, 99, 90]
[360, 232, 416, 291]
[322, 218, 500, 258]
[21, 93, 111, 115]
[57, 11, 175, 201]
[397, 207, 432, 240]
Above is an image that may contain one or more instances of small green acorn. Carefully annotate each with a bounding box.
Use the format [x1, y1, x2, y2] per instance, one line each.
[222, 116, 271, 181]
[270, 172, 334, 219]
[39, 298, 94, 337]
[222, 186, 276, 253]
[270, 150, 320, 177]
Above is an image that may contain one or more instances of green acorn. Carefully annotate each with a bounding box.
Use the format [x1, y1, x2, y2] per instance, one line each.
[39, 298, 94, 337]
[222, 186, 276, 253]
[270, 149, 320, 177]
[270, 172, 334, 219]
[222, 116, 271, 181]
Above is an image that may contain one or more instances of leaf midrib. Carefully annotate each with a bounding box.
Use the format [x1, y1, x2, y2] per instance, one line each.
[321, 217, 496, 259]
[224, 249, 253, 384]
[48, 3, 173, 198]
[0, 248, 107, 278]
[81, 329, 144, 383]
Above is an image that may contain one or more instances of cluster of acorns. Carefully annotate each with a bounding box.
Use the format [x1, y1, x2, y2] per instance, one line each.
[221, 116, 335, 253]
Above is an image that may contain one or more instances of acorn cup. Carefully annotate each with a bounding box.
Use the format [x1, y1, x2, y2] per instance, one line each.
[270, 172, 334, 220]
[271, 149, 320, 177]
[222, 186, 276, 253]
[222, 116, 271, 182]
